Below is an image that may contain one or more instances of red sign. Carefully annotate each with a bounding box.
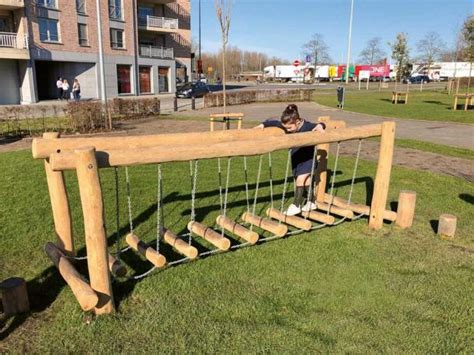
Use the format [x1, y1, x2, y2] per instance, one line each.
[293, 59, 301, 67]
[294, 69, 300, 75]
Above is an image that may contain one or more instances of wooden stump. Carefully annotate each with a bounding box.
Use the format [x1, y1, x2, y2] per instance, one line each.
[0, 277, 30, 316]
[395, 190, 416, 229]
[438, 214, 457, 239]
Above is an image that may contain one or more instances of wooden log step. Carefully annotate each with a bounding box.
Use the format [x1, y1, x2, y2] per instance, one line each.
[324, 194, 397, 221]
[241, 212, 288, 237]
[301, 210, 336, 225]
[0, 277, 30, 316]
[216, 215, 259, 244]
[265, 208, 312, 231]
[163, 228, 199, 259]
[44, 242, 98, 311]
[316, 202, 354, 219]
[187, 221, 231, 251]
[108, 254, 127, 277]
[125, 233, 167, 268]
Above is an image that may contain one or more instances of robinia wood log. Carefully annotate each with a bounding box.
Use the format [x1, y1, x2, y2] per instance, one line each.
[126, 233, 167, 267]
[324, 194, 397, 222]
[369, 122, 396, 229]
[0, 277, 30, 316]
[316, 202, 354, 219]
[395, 190, 416, 228]
[187, 221, 231, 251]
[437, 214, 457, 239]
[43, 132, 75, 256]
[163, 228, 199, 259]
[265, 208, 312, 231]
[32, 127, 285, 159]
[108, 254, 127, 277]
[216, 215, 259, 244]
[241, 212, 288, 237]
[44, 242, 99, 311]
[50, 124, 384, 170]
[75, 147, 115, 315]
[301, 210, 336, 225]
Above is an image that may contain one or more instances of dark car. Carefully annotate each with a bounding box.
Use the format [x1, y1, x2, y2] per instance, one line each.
[176, 81, 210, 98]
[409, 75, 431, 84]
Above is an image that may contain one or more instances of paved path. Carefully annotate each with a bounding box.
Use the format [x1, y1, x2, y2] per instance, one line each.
[184, 102, 474, 149]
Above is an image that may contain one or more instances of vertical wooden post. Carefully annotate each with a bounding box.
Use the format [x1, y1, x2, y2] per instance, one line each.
[43, 132, 74, 256]
[315, 143, 329, 203]
[369, 121, 396, 229]
[75, 147, 115, 315]
[395, 190, 416, 228]
[210, 117, 215, 132]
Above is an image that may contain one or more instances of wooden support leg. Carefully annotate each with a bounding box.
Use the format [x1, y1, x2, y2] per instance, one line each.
[395, 190, 416, 228]
[45, 242, 99, 311]
[187, 221, 231, 251]
[369, 122, 396, 229]
[126, 233, 167, 267]
[0, 277, 30, 316]
[75, 147, 115, 315]
[216, 215, 259, 244]
[453, 97, 458, 110]
[241, 212, 288, 237]
[265, 208, 312, 231]
[163, 228, 198, 259]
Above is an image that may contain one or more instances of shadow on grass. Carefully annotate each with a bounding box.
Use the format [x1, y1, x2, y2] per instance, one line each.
[423, 100, 449, 106]
[459, 193, 473, 204]
[429, 219, 438, 233]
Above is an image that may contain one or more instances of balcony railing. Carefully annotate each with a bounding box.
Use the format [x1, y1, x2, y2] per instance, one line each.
[0, 0, 25, 8]
[0, 32, 28, 49]
[139, 45, 174, 59]
[138, 15, 178, 30]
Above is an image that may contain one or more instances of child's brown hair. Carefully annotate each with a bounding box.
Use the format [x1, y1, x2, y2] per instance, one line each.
[281, 104, 300, 124]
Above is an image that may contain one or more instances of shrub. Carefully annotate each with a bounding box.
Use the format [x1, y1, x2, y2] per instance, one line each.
[66, 101, 107, 133]
[111, 97, 160, 119]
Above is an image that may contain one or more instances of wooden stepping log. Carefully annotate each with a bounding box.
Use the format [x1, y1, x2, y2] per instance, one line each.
[125, 233, 167, 268]
[324, 194, 397, 222]
[301, 210, 336, 225]
[44, 242, 99, 311]
[163, 228, 199, 259]
[265, 208, 312, 231]
[241, 212, 288, 237]
[187, 221, 231, 251]
[216, 215, 259, 244]
[108, 254, 127, 277]
[0, 277, 30, 317]
[316, 202, 354, 219]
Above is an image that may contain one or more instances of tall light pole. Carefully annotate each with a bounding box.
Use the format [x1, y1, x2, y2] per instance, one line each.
[199, 0, 201, 60]
[95, 0, 110, 128]
[345, 0, 354, 84]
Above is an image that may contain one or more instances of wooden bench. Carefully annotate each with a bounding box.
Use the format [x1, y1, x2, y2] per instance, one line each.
[453, 93, 474, 111]
[209, 112, 244, 131]
[392, 91, 408, 104]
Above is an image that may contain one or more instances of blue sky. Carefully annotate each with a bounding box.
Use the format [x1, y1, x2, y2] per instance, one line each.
[190, 0, 473, 64]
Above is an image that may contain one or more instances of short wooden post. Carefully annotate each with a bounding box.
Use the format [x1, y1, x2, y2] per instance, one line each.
[395, 190, 416, 228]
[75, 147, 115, 315]
[43, 132, 75, 256]
[369, 121, 396, 229]
[173, 97, 178, 112]
[438, 214, 457, 239]
[0, 277, 30, 316]
[210, 117, 215, 132]
[191, 97, 196, 110]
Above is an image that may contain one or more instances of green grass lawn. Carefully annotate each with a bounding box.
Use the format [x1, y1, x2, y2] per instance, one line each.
[314, 90, 474, 124]
[1, 147, 473, 352]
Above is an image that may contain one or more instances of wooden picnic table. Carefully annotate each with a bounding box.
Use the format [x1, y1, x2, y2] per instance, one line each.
[209, 112, 244, 131]
[453, 93, 474, 111]
[392, 91, 408, 104]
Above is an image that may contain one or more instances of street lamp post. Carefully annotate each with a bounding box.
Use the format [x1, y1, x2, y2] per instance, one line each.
[345, 0, 354, 84]
[95, 0, 110, 128]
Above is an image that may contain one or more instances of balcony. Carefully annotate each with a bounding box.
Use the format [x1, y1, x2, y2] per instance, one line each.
[138, 0, 174, 3]
[0, 0, 24, 9]
[138, 15, 179, 33]
[0, 32, 29, 59]
[139, 45, 174, 59]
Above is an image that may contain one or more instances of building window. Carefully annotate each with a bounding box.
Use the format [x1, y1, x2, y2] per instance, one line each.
[158, 67, 169, 93]
[139, 66, 152, 93]
[37, 0, 56, 9]
[78, 24, 88, 46]
[110, 29, 124, 49]
[109, 0, 123, 20]
[39, 18, 59, 42]
[76, 0, 86, 14]
[117, 65, 132, 94]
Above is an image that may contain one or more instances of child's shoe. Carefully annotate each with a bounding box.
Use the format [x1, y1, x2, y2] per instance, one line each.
[285, 203, 301, 216]
[301, 201, 317, 212]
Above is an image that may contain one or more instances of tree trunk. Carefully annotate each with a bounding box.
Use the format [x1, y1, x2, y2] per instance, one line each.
[222, 43, 227, 113]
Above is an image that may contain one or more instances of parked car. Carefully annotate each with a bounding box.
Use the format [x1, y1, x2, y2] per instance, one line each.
[175, 81, 210, 98]
[408, 75, 431, 84]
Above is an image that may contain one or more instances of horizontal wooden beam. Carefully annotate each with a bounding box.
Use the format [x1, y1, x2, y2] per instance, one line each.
[50, 124, 383, 171]
[209, 112, 244, 118]
[32, 127, 284, 159]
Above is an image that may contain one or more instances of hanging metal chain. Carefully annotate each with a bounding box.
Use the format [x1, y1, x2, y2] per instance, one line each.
[346, 139, 362, 205]
[249, 155, 263, 232]
[125, 166, 134, 234]
[221, 158, 232, 237]
[278, 150, 292, 224]
[189, 160, 199, 245]
[268, 152, 274, 209]
[326, 142, 341, 214]
[114, 167, 121, 260]
[156, 164, 162, 253]
[303, 145, 319, 220]
[217, 158, 224, 215]
[243, 156, 250, 213]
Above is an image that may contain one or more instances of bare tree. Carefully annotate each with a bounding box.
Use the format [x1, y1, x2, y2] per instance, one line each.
[302, 34, 331, 82]
[359, 37, 385, 64]
[416, 31, 445, 78]
[215, 0, 232, 113]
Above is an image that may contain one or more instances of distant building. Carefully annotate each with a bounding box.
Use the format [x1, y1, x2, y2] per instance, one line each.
[0, 0, 191, 105]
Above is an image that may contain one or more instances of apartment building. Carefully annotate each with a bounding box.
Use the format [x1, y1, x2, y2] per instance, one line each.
[0, 0, 191, 104]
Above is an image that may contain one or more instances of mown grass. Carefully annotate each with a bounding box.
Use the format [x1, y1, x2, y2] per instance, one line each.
[0, 147, 473, 352]
[314, 89, 474, 124]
